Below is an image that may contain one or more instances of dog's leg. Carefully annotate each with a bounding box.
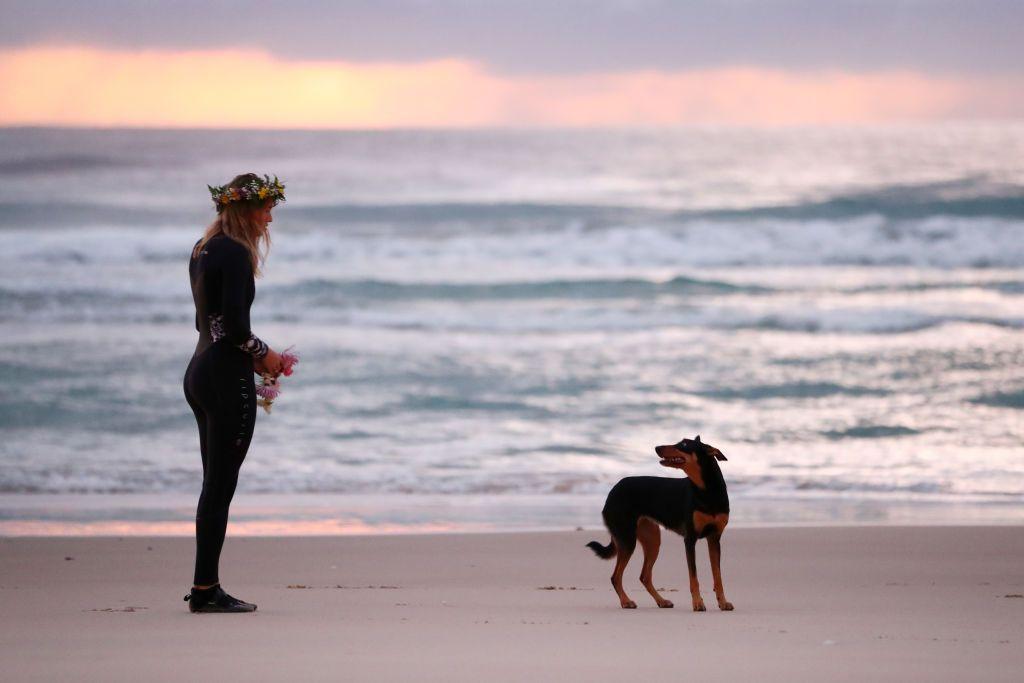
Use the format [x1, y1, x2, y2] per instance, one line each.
[610, 538, 637, 609]
[684, 536, 706, 611]
[637, 518, 673, 608]
[707, 533, 734, 611]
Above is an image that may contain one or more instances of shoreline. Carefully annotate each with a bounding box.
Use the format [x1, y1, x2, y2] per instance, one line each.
[2, 492, 1024, 537]
[2, 526, 1023, 681]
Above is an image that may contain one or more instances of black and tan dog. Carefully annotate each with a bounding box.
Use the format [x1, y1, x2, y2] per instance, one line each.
[587, 435, 733, 611]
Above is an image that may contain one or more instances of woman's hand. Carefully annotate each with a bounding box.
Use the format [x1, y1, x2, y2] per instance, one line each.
[255, 348, 284, 377]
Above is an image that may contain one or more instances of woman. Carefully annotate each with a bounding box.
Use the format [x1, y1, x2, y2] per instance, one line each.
[182, 173, 286, 613]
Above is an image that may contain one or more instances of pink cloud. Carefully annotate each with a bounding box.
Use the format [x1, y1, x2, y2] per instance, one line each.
[1, 46, 1021, 128]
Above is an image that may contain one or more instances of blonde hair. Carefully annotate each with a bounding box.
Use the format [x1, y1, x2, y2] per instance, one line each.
[193, 173, 272, 275]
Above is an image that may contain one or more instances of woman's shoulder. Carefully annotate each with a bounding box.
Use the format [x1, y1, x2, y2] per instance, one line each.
[203, 233, 247, 256]
[203, 234, 252, 273]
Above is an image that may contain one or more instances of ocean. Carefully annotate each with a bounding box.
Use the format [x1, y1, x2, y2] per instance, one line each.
[1, 125, 1022, 534]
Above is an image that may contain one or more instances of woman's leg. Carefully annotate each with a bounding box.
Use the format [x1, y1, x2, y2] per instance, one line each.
[188, 354, 257, 587]
[192, 371, 256, 587]
[183, 362, 209, 480]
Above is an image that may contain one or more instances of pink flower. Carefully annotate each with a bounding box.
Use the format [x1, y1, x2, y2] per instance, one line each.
[258, 374, 282, 401]
[280, 346, 299, 377]
[255, 347, 297, 414]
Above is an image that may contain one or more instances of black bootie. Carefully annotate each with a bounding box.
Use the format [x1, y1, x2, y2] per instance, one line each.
[185, 585, 257, 613]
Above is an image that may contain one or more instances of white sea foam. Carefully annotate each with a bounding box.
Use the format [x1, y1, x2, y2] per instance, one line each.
[0, 127, 1022, 516]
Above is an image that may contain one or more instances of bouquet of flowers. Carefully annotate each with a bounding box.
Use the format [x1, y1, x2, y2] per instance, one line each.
[256, 347, 299, 414]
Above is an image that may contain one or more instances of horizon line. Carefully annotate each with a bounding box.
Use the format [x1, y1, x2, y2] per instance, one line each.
[5, 119, 1024, 134]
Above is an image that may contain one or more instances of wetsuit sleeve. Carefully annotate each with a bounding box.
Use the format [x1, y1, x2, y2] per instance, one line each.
[220, 246, 269, 359]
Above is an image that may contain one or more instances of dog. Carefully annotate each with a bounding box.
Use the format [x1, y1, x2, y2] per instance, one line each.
[587, 435, 733, 611]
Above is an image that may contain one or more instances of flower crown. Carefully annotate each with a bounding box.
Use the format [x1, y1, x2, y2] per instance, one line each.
[208, 175, 286, 212]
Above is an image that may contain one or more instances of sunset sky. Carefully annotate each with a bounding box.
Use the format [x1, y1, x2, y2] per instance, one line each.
[2, 0, 1022, 128]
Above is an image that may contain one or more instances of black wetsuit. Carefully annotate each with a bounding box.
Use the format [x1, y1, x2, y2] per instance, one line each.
[183, 234, 268, 586]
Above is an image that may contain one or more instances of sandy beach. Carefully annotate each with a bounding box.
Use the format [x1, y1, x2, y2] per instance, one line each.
[2, 526, 1022, 681]
[4, 8, 1024, 681]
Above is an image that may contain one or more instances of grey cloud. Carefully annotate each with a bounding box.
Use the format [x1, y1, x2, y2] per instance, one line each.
[1, 0, 1021, 76]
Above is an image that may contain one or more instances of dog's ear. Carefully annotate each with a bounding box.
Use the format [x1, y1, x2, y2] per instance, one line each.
[694, 435, 701, 444]
[710, 447, 727, 462]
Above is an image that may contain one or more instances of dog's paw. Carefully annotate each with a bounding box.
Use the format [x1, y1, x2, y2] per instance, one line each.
[692, 598, 707, 612]
[620, 600, 637, 609]
[657, 599, 674, 609]
[718, 600, 734, 611]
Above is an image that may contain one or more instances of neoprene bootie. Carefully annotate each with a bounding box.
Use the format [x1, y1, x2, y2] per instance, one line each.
[184, 585, 257, 613]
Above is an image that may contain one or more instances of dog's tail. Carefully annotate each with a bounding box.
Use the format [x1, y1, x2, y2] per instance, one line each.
[586, 538, 616, 559]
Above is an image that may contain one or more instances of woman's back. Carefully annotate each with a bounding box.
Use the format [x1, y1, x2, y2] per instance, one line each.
[189, 234, 261, 358]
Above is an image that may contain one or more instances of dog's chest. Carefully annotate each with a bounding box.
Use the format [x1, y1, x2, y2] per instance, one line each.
[693, 510, 729, 537]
